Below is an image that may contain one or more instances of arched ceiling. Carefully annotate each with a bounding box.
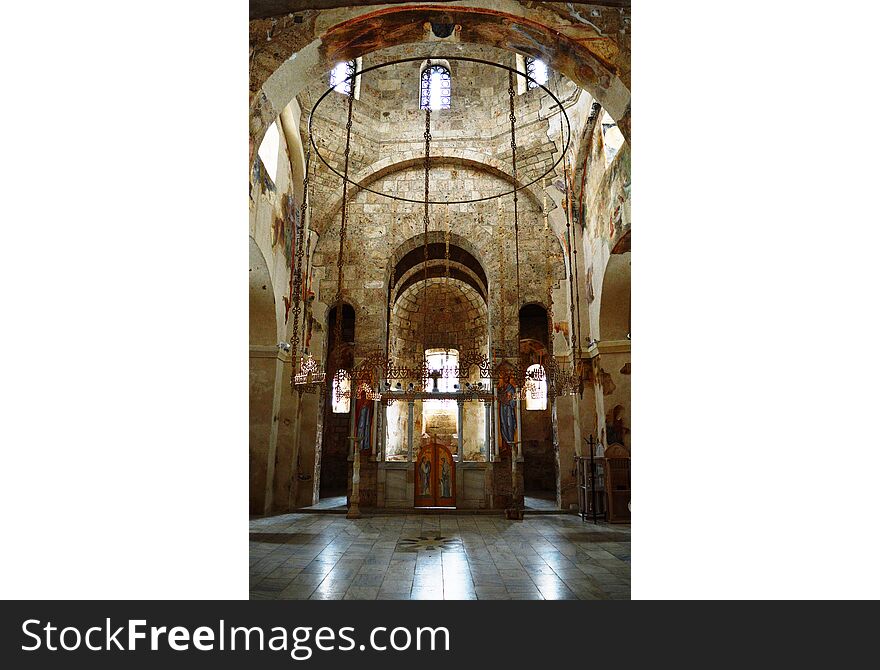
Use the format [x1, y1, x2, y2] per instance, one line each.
[249, 1, 631, 162]
[251, 1, 631, 20]
[393, 242, 487, 296]
[389, 276, 488, 357]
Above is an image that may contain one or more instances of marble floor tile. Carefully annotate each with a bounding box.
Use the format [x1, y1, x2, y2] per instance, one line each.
[250, 513, 630, 600]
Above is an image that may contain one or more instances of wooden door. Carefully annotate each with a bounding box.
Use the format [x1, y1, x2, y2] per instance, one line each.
[414, 442, 456, 508]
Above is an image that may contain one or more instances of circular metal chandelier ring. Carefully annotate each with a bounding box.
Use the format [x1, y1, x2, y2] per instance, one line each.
[308, 55, 572, 205]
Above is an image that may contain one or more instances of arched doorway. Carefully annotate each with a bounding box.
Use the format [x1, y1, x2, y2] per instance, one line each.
[316, 303, 356, 503]
[518, 304, 558, 509]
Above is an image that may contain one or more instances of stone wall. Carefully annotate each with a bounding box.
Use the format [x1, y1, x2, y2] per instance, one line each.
[310, 163, 566, 358]
[248, 8, 632, 512]
[390, 278, 487, 363]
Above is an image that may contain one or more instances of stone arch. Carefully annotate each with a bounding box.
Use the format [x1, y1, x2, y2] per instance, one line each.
[390, 277, 489, 363]
[388, 230, 489, 277]
[519, 302, 550, 351]
[317, 301, 357, 500]
[391, 238, 489, 299]
[388, 277, 490, 463]
[324, 302, 356, 365]
[313, 153, 549, 238]
[249, 2, 631, 161]
[309, 157, 568, 360]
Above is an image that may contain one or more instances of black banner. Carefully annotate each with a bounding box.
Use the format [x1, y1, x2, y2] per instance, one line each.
[2, 600, 873, 667]
[3, 601, 624, 667]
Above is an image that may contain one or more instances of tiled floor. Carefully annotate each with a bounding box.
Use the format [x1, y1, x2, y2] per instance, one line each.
[304, 495, 347, 511]
[250, 513, 630, 600]
[524, 494, 561, 510]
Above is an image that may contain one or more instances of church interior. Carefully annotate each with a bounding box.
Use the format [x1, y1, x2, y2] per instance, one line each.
[249, 1, 631, 600]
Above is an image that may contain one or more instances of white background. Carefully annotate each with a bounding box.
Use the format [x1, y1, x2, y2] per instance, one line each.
[0, 1, 878, 600]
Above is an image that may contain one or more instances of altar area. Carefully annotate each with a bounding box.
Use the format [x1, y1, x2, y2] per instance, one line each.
[343, 382, 523, 511]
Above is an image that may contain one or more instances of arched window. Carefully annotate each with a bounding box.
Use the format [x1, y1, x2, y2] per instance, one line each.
[329, 59, 361, 98]
[331, 370, 351, 414]
[256, 121, 280, 185]
[524, 364, 547, 411]
[424, 348, 458, 392]
[420, 64, 451, 110]
[525, 57, 549, 90]
[423, 348, 458, 444]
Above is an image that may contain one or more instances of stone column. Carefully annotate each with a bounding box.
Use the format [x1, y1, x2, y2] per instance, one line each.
[514, 393, 523, 463]
[456, 398, 464, 462]
[371, 395, 380, 461]
[407, 400, 415, 462]
[377, 400, 385, 462]
[348, 388, 357, 458]
[347, 437, 362, 519]
[555, 393, 583, 511]
[484, 400, 492, 462]
[491, 386, 499, 461]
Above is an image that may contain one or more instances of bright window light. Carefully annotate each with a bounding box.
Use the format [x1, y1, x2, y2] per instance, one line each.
[526, 57, 549, 90]
[330, 61, 355, 95]
[257, 121, 279, 184]
[332, 370, 351, 414]
[420, 65, 451, 110]
[524, 364, 547, 410]
[601, 110, 625, 166]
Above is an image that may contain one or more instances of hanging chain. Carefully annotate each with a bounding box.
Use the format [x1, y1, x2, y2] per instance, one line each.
[563, 165, 575, 355]
[566, 151, 582, 360]
[444, 196, 450, 283]
[288, 136, 311, 388]
[387, 262, 395, 355]
[386, 200, 397, 363]
[497, 198, 507, 359]
[302, 145, 316, 356]
[554, 74, 577, 363]
[544, 182, 555, 399]
[508, 70, 522, 367]
[444, 195, 450, 348]
[332, 60, 357, 366]
[552, 74, 582, 390]
[421, 60, 432, 372]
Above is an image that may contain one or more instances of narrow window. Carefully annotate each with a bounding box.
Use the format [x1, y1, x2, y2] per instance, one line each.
[601, 110, 625, 166]
[420, 65, 451, 110]
[329, 59, 361, 98]
[332, 370, 351, 414]
[256, 121, 280, 185]
[526, 57, 549, 90]
[524, 364, 547, 411]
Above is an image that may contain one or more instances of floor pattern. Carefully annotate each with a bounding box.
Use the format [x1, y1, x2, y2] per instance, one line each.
[250, 513, 630, 600]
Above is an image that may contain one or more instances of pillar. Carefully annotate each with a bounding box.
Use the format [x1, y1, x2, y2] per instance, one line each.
[407, 400, 415, 462]
[456, 398, 464, 462]
[371, 394, 379, 460]
[484, 400, 492, 462]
